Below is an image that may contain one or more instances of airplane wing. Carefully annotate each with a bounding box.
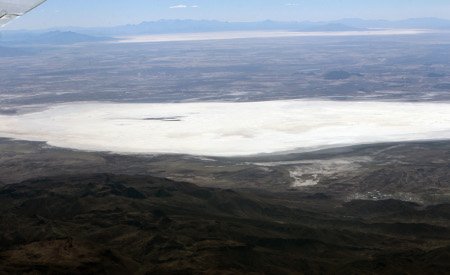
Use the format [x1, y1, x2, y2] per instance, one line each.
[0, 0, 46, 27]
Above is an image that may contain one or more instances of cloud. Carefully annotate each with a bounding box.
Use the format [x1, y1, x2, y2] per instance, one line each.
[170, 5, 188, 9]
[169, 4, 198, 9]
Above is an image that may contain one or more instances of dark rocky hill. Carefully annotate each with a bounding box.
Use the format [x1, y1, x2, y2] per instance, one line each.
[0, 173, 449, 274]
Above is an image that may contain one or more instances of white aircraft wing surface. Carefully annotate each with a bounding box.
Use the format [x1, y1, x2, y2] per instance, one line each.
[0, 0, 46, 27]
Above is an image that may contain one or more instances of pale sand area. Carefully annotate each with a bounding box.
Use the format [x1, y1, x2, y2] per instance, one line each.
[1, 100, 450, 156]
[116, 29, 429, 43]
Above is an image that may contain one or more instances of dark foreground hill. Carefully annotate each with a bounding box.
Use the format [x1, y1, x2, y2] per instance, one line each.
[0, 174, 449, 274]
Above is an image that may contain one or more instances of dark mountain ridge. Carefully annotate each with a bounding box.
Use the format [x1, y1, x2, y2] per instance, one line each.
[0, 173, 449, 274]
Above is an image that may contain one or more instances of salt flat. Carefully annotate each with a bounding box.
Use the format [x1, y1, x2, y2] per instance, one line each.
[116, 29, 428, 43]
[0, 100, 450, 156]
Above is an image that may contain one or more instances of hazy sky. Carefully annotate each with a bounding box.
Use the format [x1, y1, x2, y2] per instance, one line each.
[4, 0, 450, 30]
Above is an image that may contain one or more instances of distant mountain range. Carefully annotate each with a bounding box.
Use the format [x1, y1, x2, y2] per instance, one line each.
[1, 17, 449, 45]
[332, 17, 450, 29]
[58, 17, 450, 36]
[79, 20, 366, 36]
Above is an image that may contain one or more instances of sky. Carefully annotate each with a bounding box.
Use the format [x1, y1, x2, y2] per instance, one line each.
[4, 0, 450, 30]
